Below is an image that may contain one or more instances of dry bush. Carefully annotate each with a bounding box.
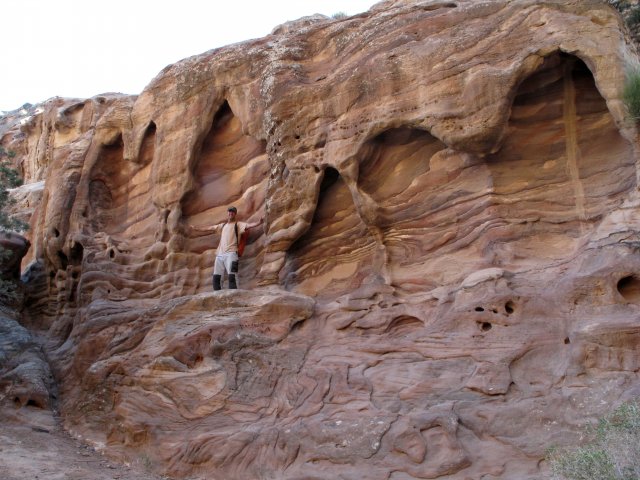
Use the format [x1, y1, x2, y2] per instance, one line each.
[548, 401, 640, 480]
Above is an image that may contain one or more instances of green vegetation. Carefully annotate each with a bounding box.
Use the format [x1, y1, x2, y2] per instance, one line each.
[331, 11, 348, 19]
[630, 5, 640, 26]
[0, 146, 28, 304]
[548, 401, 640, 480]
[623, 67, 640, 121]
[0, 146, 27, 232]
[608, 0, 628, 9]
[607, 0, 640, 29]
[605, 1, 640, 121]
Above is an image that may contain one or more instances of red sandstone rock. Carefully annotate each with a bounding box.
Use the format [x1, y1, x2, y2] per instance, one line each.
[1, 0, 640, 479]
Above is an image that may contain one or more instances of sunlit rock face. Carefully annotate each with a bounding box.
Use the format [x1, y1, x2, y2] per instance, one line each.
[2, 0, 640, 478]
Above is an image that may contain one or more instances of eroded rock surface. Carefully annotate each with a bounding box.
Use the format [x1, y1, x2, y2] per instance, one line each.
[0, 232, 51, 415]
[0, 312, 53, 410]
[1, 0, 640, 478]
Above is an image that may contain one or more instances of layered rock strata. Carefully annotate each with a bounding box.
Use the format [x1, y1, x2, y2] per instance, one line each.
[1, 0, 640, 478]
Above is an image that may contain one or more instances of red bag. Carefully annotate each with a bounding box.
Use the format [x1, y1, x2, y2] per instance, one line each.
[235, 223, 248, 257]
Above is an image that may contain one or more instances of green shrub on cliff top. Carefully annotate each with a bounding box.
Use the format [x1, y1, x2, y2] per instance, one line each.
[548, 401, 640, 480]
[623, 68, 640, 121]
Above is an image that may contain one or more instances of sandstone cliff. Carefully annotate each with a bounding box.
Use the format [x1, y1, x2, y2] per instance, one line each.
[2, 0, 640, 478]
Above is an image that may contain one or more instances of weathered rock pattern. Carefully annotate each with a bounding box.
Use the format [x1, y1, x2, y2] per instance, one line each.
[0, 311, 53, 411]
[0, 232, 52, 414]
[2, 0, 640, 478]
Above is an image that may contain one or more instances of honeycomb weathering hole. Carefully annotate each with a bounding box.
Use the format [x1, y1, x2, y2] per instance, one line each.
[505, 300, 515, 315]
[617, 275, 640, 303]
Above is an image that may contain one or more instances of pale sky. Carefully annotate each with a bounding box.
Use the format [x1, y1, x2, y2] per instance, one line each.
[1, 0, 379, 113]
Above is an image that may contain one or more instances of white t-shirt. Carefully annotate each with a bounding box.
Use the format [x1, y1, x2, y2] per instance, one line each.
[213, 221, 247, 255]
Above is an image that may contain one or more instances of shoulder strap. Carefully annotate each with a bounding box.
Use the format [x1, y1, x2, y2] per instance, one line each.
[234, 222, 238, 244]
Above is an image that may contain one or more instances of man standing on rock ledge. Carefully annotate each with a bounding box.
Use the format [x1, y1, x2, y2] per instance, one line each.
[191, 206, 263, 290]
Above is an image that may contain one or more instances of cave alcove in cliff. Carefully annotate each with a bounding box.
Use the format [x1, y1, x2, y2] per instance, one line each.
[80, 124, 158, 303]
[88, 124, 156, 252]
[181, 100, 268, 290]
[357, 127, 451, 291]
[358, 127, 444, 212]
[483, 52, 636, 267]
[282, 166, 378, 297]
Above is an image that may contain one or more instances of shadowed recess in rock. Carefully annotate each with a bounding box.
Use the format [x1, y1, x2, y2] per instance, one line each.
[79, 125, 162, 303]
[88, 126, 156, 253]
[357, 127, 466, 289]
[358, 128, 445, 215]
[385, 315, 425, 337]
[483, 52, 635, 266]
[180, 101, 268, 291]
[55, 101, 87, 146]
[617, 275, 640, 303]
[182, 101, 268, 254]
[282, 167, 378, 297]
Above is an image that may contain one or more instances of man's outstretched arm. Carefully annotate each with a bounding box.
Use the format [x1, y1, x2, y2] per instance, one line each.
[189, 222, 225, 234]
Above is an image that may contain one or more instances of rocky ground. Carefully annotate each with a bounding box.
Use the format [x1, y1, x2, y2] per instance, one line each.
[1, 409, 167, 480]
[0, 306, 167, 480]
